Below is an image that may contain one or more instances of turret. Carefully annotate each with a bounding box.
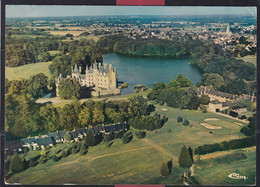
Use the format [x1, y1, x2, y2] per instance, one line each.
[79, 66, 82, 74]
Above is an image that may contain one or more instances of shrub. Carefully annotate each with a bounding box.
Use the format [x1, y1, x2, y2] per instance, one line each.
[79, 144, 88, 155]
[39, 156, 47, 164]
[160, 161, 170, 177]
[135, 131, 146, 139]
[72, 148, 78, 154]
[29, 158, 36, 167]
[122, 132, 133, 144]
[9, 153, 24, 173]
[52, 155, 59, 162]
[40, 150, 46, 157]
[202, 108, 207, 113]
[229, 110, 238, 117]
[177, 115, 183, 123]
[239, 115, 247, 120]
[216, 109, 220, 112]
[61, 150, 67, 158]
[182, 119, 189, 126]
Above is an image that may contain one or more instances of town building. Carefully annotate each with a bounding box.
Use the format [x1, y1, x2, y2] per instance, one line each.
[196, 85, 256, 112]
[20, 122, 128, 150]
[56, 62, 121, 98]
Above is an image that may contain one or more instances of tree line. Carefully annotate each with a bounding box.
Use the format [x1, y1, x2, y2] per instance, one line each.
[6, 86, 166, 139]
[97, 34, 205, 58]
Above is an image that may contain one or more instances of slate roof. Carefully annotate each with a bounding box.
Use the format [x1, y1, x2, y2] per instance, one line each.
[21, 122, 128, 147]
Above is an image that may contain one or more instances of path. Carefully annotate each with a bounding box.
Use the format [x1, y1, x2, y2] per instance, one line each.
[58, 146, 151, 167]
[36, 96, 129, 104]
[142, 138, 178, 163]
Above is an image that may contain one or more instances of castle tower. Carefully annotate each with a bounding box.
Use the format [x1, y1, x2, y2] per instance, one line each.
[71, 64, 80, 79]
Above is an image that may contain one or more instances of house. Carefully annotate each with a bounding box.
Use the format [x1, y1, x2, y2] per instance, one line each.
[20, 122, 128, 150]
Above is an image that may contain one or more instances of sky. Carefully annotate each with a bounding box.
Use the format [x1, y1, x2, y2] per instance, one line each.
[6, 6, 257, 18]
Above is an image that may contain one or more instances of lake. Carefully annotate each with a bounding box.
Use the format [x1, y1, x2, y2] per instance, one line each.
[103, 53, 201, 95]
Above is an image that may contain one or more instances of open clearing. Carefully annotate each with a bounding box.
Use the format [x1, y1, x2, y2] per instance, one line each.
[7, 104, 255, 185]
[200, 123, 222, 130]
[5, 62, 52, 80]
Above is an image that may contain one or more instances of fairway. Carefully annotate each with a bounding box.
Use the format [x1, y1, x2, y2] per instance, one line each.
[5, 62, 52, 80]
[6, 105, 255, 185]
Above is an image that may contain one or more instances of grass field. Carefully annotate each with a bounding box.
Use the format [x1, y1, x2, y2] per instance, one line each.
[5, 62, 52, 80]
[48, 30, 86, 36]
[237, 55, 257, 65]
[6, 104, 255, 185]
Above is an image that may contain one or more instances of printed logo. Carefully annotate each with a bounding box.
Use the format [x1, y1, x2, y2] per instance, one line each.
[228, 173, 247, 180]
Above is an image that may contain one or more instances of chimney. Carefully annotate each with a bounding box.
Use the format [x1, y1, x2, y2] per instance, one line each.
[104, 64, 107, 70]
[79, 66, 82, 73]
[71, 66, 73, 72]
[109, 64, 112, 71]
[98, 63, 101, 69]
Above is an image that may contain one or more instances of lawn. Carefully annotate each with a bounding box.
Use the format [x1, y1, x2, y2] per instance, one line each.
[5, 62, 52, 80]
[6, 105, 255, 185]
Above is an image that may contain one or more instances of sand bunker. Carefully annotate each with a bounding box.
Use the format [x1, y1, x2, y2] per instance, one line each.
[161, 108, 168, 111]
[200, 123, 222, 130]
[204, 118, 220, 121]
[235, 122, 244, 126]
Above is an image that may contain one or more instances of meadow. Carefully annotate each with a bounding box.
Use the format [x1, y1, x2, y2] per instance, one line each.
[6, 104, 255, 185]
[5, 62, 52, 80]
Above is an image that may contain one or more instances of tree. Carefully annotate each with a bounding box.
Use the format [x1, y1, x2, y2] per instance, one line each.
[182, 119, 189, 126]
[58, 78, 81, 99]
[27, 73, 49, 99]
[61, 150, 66, 158]
[92, 108, 105, 124]
[84, 130, 96, 146]
[40, 104, 60, 132]
[166, 74, 192, 89]
[160, 161, 170, 177]
[58, 103, 81, 130]
[78, 107, 92, 127]
[201, 73, 225, 90]
[200, 95, 210, 105]
[178, 146, 193, 168]
[64, 132, 73, 142]
[9, 153, 24, 173]
[79, 144, 88, 155]
[40, 150, 46, 157]
[177, 115, 183, 123]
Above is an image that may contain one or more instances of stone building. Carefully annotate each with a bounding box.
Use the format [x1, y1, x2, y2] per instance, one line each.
[197, 85, 256, 112]
[56, 61, 121, 98]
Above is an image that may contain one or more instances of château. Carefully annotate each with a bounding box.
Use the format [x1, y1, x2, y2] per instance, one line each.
[56, 61, 121, 97]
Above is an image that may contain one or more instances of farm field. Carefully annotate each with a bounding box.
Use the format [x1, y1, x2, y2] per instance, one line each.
[6, 105, 255, 185]
[48, 30, 86, 36]
[5, 61, 52, 80]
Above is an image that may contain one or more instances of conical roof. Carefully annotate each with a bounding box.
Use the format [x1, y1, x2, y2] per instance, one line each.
[73, 64, 79, 73]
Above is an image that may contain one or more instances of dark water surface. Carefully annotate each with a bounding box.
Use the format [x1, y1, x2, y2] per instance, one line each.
[103, 53, 201, 95]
